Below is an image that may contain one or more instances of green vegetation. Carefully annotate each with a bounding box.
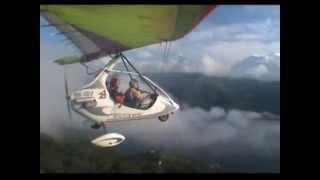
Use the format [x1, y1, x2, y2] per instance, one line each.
[148, 73, 280, 115]
[40, 132, 223, 173]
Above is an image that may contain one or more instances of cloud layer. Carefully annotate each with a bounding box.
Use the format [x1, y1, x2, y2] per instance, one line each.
[106, 107, 280, 155]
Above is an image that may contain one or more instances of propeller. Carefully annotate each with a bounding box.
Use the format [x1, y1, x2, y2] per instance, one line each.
[168, 96, 183, 112]
[175, 94, 184, 111]
[63, 69, 73, 124]
[102, 123, 107, 133]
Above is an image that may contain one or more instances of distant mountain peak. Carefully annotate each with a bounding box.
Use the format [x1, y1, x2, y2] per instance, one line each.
[230, 53, 280, 81]
[251, 54, 267, 58]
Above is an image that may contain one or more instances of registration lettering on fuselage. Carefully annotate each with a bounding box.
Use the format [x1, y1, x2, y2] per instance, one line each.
[113, 113, 142, 119]
[74, 91, 94, 99]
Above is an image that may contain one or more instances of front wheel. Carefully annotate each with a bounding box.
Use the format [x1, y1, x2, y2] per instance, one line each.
[158, 114, 169, 122]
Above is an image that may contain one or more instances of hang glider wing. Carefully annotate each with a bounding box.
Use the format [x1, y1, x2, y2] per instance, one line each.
[40, 5, 217, 65]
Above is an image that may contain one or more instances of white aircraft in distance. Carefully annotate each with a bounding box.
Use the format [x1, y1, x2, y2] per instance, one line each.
[41, 5, 217, 147]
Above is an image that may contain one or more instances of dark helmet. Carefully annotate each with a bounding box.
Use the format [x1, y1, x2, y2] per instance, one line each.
[110, 78, 119, 89]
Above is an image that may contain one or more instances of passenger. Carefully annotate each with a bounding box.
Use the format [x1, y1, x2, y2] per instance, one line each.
[109, 78, 125, 104]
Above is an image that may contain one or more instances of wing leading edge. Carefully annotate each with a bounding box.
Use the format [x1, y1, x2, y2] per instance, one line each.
[40, 5, 217, 65]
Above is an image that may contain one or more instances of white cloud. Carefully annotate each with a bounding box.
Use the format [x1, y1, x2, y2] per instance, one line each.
[196, 54, 229, 76]
[246, 64, 269, 78]
[105, 106, 280, 155]
[205, 40, 278, 65]
[226, 110, 261, 128]
[208, 107, 226, 119]
[133, 53, 229, 76]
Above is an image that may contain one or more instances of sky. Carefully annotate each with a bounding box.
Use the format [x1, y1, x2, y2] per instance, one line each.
[40, 5, 280, 78]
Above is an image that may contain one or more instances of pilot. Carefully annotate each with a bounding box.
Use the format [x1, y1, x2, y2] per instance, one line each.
[109, 78, 125, 104]
[125, 79, 145, 107]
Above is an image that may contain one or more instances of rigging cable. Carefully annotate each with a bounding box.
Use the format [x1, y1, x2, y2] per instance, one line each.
[166, 41, 171, 58]
[81, 62, 102, 75]
[119, 53, 157, 94]
[120, 55, 133, 80]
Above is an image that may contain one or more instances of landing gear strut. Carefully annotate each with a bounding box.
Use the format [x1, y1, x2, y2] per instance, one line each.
[91, 123, 107, 133]
[158, 114, 169, 122]
[91, 123, 101, 129]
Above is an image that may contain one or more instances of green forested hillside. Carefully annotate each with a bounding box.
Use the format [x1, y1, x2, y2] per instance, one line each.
[148, 73, 280, 115]
[40, 132, 223, 173]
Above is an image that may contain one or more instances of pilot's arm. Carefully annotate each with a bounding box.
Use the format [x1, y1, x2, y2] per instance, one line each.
[131, 88, 144, 100]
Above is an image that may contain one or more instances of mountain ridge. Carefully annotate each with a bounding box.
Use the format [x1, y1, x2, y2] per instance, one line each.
[147, 72, 280, 115]
[230, 53, 280, 81]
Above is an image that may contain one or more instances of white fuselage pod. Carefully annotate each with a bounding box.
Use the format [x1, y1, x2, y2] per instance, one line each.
[69, 58, 179, 124]
[91, 133, 125, 147]
[70, 57, 179, 123]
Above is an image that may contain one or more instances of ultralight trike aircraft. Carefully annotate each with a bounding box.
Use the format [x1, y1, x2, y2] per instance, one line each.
[40, 5, 217, 147]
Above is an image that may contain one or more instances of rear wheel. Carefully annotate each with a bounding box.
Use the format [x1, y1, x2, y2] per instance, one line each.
[158, 114, 169, 122]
